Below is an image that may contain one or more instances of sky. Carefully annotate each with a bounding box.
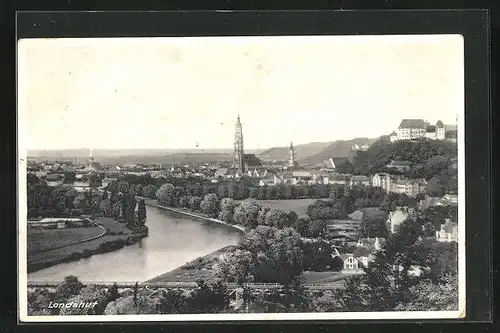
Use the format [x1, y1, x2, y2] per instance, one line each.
[18, 35, 463, 150]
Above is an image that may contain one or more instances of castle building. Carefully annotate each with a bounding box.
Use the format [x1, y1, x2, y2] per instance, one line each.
[390, 119, 447, 142]
[232, 114, 245, 173]
[288, 141, 295, 168]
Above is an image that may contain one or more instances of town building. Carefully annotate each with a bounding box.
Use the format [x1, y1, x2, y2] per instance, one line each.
[337, 237, 385, 272]
[372, 173, 426, 197]
[288, 142, 296, 168]
[386, 160, 411, 172]
[349, 175, 371, 188]
[232, 114, 245, 173]
[371, 173, 390, 188]
[436, 219, 458, 242]
[390, 119, 449, 142]
[419, 194, 459, 210]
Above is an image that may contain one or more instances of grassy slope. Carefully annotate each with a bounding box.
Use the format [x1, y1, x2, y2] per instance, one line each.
[27, 226, 104, 254]
[27, 217, 140, 266]
[146, 245, 238, 283]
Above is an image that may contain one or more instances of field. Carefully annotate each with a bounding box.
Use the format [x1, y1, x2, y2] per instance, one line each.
[27, 217, 145, 272]
[253, 199, 317, 218]
[27, 226, 105, 254]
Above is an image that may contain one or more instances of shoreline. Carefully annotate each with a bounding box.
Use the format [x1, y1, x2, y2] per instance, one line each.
[141, 197, 247, 235]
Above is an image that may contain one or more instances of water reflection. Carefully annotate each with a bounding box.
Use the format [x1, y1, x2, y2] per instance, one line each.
[27, 206, 241, 282]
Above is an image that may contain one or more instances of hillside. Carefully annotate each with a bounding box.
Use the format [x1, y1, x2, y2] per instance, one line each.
[300, 137, 380, 165]
[258, 142, 332, 160]
[352, 138, 457, 179]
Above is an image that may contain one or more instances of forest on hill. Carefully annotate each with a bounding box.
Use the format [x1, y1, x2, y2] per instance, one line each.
[352, 139, 458, 196]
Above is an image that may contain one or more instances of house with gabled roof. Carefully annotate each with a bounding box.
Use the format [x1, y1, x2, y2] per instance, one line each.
[349, 175, 371, 188]
[436, 218, 458, 242]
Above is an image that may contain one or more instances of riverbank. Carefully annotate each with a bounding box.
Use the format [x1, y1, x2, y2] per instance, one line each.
[27, 217, 148, 273]
[145, 245, 239, 283]
[141, 198, 247, 235]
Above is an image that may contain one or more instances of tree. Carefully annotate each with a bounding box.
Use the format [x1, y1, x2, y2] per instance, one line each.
[28, 288, 55, 315]
[359, 211, 389, 239]
[295, 218, 310, 237]
[142, 184, 158, 199]
[188, 196, 202, 211]
[283, 184, 294, 199]
[156, 183, 176, 207]
[242, 226, 304, 285]
[59, 285, 109, 315]
[124, 192, 137, 227]
[108, 283, 119, 303]
[217, 184, 227, 199]
[137, 199, 147, 227]
[54, 276, 84, 303]
[219, 198, 238, 224]
[105, 294, 162, 315]
[117, 180, 130, 194]
[264, 208, 291, 229]
[236, 183, 249, 200]
[334, 276, 369, 312]
[248, 187, 259, 199]
[302, 239, 334, 271]
[233, 199, 262, 228]
[426, 176, 448, 197]
[111, 202, 122, 219]
[179, 195, 191, 208]
[309, 219, 327, 238]
[187, 280, 229, 314]
[200, 193, 219, 218]
[212, 249, 255, 283]
[394, 273, 458, 311]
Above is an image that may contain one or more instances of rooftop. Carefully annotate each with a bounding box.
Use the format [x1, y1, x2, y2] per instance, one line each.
[398, 119, 426, 129]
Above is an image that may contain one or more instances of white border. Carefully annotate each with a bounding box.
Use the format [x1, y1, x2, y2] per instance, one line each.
[17, 35, 466, 322]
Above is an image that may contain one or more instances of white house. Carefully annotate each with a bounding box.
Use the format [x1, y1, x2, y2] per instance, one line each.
[396, 119, 427, 141]
[436, 219, 458, 242]
[372, 173, 389, 188]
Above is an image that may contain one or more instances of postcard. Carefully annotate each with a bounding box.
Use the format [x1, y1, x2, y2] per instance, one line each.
[18, 35, 465, 321]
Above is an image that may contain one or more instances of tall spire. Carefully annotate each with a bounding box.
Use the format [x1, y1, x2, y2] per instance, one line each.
[288, 141, 295, 168]
[232, 114, 245, 172]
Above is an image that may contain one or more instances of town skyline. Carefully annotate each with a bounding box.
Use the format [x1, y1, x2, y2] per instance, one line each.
[19, 35, 463, 150]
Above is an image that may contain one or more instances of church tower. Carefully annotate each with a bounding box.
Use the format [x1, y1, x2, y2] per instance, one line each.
[288, 141, 295, 168]
[232, 114, 245, 172]
[89, 148, 94, 165]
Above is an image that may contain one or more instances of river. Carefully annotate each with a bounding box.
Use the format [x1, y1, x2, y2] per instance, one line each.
[27, 206, 242, 282]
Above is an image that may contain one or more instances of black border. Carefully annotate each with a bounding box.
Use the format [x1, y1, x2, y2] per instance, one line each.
[7, 8, 493, 331]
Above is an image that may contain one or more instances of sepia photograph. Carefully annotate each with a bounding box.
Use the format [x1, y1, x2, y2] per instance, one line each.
[18, 34, 465, 321]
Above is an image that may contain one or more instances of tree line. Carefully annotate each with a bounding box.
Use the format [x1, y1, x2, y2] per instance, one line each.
[27, 179, 146, 230]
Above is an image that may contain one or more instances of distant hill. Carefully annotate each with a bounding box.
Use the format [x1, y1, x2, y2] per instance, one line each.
[26, 149, 251, 165]
[300, 138, 380, 165]
[27, 148, 242, 158]
[259, 142, 332, 161]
